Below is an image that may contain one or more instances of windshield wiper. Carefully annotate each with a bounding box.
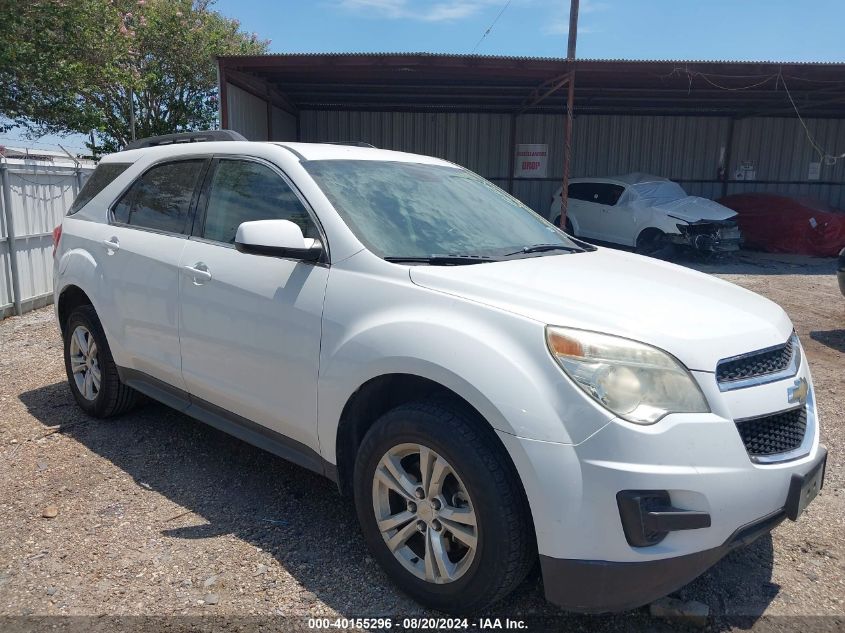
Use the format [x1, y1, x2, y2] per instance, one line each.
[504, 243, 583, 256]
[385, 254, 499, 266]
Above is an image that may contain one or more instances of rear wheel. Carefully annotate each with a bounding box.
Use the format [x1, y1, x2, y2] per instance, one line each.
[353, 400, 535, 614]
[63, 305, 141, 417]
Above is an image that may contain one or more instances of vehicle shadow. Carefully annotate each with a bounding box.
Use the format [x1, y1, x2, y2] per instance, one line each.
[810, 329, 845, 354]
[19, 381, 777, 627]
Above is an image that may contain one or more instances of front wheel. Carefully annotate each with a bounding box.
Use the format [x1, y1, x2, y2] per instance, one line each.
[635, 228, 669, 256]
[353, 400, 535, 614]
[552, 216, 574, 235]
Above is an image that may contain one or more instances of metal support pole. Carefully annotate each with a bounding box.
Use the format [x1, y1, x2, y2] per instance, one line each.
[266, 88, 273, 141]
[129, 86, 137, 141]
[507, 113, 517, 194]
[58, 144, 83, 196]
[219, 65, 230, 130]
[560, 0, 579, 230]
[721, 117, 736, 199]
[0, 162, 23, 316]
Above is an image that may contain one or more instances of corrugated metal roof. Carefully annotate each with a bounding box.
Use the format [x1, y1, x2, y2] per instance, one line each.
[218, 53, 845, 117]
[220, 51, 845, 66]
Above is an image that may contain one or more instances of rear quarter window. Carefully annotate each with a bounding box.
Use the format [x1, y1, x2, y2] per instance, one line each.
[67, 163, 131, 215]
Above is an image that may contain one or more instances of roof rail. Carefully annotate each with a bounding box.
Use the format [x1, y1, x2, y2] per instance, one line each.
[323, 141, 377, 148]
[124, 130, 247, 151]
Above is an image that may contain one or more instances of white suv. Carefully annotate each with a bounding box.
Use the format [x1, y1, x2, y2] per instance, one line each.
[54, 132, 826, 614]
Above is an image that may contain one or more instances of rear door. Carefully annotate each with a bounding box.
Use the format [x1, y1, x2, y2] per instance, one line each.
[100, 158, 208, 390]
[177, 156, 329, 452]
[589, 183, 630, 244]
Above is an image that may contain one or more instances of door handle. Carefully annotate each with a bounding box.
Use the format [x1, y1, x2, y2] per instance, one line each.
[183, 263, 212, 283]
[102, 237, 120, 252]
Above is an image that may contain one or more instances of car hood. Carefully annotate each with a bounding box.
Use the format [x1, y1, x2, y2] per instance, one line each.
[655, 196, 738, 223]
[409, 248, 791, 372]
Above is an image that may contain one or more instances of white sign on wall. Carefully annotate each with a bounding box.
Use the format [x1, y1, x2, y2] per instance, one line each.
[734, 160, 756, 181]
[514, 144, 549, 178]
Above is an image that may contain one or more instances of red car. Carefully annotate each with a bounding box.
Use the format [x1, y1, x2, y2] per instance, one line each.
[717, 193, 845, 257]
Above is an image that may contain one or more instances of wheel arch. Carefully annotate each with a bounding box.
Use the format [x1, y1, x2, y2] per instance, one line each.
[635, 225, 666, 246]
[334, 373, 526, 509]
[57, 284, 94, 337]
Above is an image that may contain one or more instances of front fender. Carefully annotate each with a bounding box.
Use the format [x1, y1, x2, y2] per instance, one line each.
[316, 263, 614, 464]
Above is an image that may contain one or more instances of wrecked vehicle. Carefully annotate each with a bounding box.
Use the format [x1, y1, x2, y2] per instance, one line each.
[550, 173, 742, 254]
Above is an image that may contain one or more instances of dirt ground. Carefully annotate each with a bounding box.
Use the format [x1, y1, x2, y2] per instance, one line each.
[0, 250, 843, 631]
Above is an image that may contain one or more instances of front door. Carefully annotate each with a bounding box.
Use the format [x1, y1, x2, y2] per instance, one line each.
[566, 182, 604, 239]
[178, 157, 329, 452]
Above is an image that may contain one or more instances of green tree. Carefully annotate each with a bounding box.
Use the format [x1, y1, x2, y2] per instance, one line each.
[0, 0, 267, 154]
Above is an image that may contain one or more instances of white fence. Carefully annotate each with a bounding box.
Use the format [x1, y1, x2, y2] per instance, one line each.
[0, 156, 94, 319]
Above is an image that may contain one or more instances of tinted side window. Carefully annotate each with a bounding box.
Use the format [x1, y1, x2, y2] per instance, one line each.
[568, 182, 624, 206]
[568, 183, 598, 202]
[68, 163, 131, 215]
[596, 184, 625, 206]
[202, 159, 318, 244]
[113, 160, 204, 233]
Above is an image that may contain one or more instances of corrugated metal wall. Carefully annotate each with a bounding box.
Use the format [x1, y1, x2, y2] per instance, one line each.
[0, 161, 93, 318]
[727, 117, 845, 207]
[271, 105, 297, 141]
[226, 84, 268, 141]
[295, 110, 845, 215]
[224, 82, 297, 141]
[224, 89, 845, 214]
[299, 111, 513, 178]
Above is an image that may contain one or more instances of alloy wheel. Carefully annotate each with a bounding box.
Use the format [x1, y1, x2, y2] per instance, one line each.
[372, 443, 478, 584]
[68, 325, 101, 401]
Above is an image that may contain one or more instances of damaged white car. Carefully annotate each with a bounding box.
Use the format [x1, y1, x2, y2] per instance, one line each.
[550, 173, 742, 254]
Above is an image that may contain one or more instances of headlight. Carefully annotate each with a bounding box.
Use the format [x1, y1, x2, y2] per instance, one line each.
[545, 326, 710, 424]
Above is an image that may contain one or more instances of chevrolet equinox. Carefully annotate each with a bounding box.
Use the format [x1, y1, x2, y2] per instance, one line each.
[53, 131, 826, 614]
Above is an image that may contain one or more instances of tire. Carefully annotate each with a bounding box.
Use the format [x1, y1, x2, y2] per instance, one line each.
[552, 216, 574, 235]
[635, 228, 667, 256]
[353, 400, 535, 614]
[63, 304, 141, 418]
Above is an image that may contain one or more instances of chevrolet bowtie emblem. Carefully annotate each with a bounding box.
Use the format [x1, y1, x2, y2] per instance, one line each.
[788, 377, 809, 406]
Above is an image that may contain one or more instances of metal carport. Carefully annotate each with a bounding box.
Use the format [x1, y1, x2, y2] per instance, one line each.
[217, 53, 845, 214]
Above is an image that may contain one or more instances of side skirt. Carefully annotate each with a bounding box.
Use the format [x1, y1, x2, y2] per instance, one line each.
[117, 367, 338, 484]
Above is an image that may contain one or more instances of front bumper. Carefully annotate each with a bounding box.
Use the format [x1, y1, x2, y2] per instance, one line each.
[538, 446, 826, 612]
[671, 220, 743, 253]
[497, 357, 823, 612]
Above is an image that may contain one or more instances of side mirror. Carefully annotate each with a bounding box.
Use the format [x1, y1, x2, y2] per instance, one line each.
[234, 219, 323, 261]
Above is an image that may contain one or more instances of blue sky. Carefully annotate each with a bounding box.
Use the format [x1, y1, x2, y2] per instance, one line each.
[4, 0, 843, 152]
[217, 0, 845, 61]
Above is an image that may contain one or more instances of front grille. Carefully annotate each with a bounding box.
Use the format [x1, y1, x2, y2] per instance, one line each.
[736, 407, 807, 456]
[717, 337, 794, 384]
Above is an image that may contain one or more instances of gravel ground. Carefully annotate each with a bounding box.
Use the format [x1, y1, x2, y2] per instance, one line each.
[0, 251, 843, 630]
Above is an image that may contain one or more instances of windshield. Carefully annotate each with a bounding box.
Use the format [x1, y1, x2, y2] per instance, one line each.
[630, 180, 688, 204]
[303, 160, 580, 259]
